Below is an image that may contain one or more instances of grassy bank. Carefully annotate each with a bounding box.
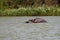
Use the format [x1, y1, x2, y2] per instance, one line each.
[0, 6, 60, 16]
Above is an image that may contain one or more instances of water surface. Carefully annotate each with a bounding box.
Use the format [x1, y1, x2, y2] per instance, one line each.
[0, 16, 60, 40]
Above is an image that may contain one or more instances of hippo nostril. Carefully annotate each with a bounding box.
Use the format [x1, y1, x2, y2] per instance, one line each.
[25, 21, 29, 23]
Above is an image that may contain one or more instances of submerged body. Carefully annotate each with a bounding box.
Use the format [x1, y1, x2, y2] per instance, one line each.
[25, 18, 47, 23]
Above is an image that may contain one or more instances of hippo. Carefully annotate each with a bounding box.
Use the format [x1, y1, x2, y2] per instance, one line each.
[25, 18, 47, 23]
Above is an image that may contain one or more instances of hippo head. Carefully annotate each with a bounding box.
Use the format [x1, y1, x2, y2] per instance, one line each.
[25, 18, 47, 23]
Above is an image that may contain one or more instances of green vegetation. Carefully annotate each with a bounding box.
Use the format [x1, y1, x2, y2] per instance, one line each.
[0, 6, 60, 16]
[0, 0, 59, 9]
[0, 0, 60, 16]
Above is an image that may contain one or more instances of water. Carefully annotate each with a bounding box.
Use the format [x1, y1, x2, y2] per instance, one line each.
[0, 16, 60, 40]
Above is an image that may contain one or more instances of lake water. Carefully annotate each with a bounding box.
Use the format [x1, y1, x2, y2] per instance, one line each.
[0, 16, 60, 40]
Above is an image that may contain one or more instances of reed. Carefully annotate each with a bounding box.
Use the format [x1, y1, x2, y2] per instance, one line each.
[0, 6, 60, 16]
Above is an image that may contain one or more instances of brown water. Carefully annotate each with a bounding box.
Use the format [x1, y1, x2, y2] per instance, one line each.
[0, 16, 60, 40]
